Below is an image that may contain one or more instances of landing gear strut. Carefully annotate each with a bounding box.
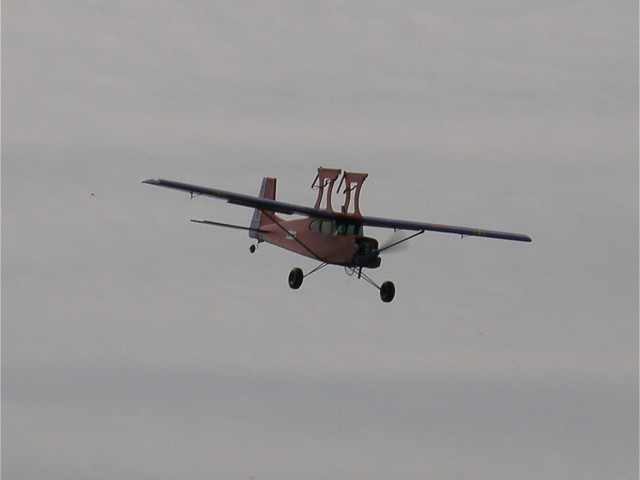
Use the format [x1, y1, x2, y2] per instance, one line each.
[288, 264, 396, 303]
[345, 267, 396, 303]
[288, 263, 330, 291]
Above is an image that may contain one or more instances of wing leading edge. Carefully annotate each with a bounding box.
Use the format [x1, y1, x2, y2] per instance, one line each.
[357, 215, 531, 242]
[144, 178, 323, 217]
[143, 178, 531, 243]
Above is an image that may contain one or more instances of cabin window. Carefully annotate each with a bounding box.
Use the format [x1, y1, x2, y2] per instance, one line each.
[335, 221, 363, 236]
[309, 219, 336, 235]
[311, 219, 362, 235]
[320, 220, 335, 235]
[309, 220, 321, 233]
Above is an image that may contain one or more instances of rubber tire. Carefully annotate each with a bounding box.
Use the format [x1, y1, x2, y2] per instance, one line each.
[288, 268, 304, 289]
[380, 281, 395, 303]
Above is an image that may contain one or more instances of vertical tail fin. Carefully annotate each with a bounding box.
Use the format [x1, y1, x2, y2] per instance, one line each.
[249, 177, 277, 239]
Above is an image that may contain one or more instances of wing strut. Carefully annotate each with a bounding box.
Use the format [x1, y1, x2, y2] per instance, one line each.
[260, 210, 326, 262]
[190, 219, 266, 233]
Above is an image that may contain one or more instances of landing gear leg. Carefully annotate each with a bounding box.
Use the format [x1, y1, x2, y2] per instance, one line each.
[287, 263, 329, 290]
[345, 268, 396, 303]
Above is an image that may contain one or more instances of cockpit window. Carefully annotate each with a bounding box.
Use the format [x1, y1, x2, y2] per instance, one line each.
[320, 220, 335, 235]
[309, 219, 321, 233]
[311, 219, 362, 236]
[310, 219, 337, 235]
[336, 221, 363, 236]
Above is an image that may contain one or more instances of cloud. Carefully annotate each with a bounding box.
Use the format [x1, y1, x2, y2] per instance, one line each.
[3, 1, 637, 479]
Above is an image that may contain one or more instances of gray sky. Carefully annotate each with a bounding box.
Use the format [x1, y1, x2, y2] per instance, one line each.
[3, 1, 638, 479]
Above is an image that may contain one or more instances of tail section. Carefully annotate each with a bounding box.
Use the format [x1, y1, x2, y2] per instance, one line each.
[249, 177, 277, 239]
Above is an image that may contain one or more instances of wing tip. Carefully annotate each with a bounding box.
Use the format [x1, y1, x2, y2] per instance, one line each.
[498, 233, 532, 242]
[516, 234, 532, 242]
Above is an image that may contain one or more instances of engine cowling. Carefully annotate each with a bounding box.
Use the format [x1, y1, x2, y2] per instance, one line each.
[352, 237, 381, 268]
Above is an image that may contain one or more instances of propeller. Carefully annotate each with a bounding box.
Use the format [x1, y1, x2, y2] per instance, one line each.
[354, 230, 421, 269]
[376, 230, 410, 255]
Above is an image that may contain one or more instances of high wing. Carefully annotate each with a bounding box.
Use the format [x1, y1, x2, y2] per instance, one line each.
[358, 215, 532, 242]
[143, 178, 531, 243]
[143, 178, 341, 218]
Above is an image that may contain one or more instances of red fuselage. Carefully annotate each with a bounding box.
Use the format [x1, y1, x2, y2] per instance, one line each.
[257, 215, 381, 268]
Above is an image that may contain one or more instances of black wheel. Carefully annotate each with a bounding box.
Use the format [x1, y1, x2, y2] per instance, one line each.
[288, 267, 304, 289]
[380, 281, 395, 303]
[249, 244, 256, 254]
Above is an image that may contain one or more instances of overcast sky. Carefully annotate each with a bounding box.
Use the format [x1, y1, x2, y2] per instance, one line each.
[3, 1, 638, 479]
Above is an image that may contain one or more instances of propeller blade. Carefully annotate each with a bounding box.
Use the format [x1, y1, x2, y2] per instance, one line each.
[377, 230, 410, 254]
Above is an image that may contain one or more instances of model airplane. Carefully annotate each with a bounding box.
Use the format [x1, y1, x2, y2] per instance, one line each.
[143, 167, 531, 302]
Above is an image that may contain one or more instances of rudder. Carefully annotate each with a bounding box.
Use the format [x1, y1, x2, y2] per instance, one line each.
[249, 177, 277, 238]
